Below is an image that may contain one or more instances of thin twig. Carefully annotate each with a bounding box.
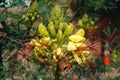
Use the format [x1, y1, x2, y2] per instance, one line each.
[0, 36, 25, 46]
[20, 39, 31, 43]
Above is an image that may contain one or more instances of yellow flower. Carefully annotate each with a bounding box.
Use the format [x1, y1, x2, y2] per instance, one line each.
[67, 28, 93, 65]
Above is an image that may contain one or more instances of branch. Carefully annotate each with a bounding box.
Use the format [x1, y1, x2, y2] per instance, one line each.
[0, 36, 25, 46]
[20, 39, 31, 43]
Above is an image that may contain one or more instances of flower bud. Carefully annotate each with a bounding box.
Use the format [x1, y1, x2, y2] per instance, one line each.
[38, 23, 49, 37]
[78, 20, 83, 27]
[63, 23, 73, 37]
[82, 14, 88, 23]
[48, 21, 56, 37]
[22, 15, 26, 20]
[58, 22, 64, 30]
[57, 29, 63, 42]
[52, 5, 62, 19]
[24, 17, 29, 22]
[27, 13, 33, 17]
[36, 14, 40, 18]
[31, 16, 35, 21]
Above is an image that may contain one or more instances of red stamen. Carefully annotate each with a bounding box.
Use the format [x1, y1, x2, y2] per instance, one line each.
[57, 57, 64, 71]
[75, 46, 89, 52]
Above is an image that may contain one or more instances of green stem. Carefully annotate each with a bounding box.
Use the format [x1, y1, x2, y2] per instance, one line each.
[55, 63, 60, 80]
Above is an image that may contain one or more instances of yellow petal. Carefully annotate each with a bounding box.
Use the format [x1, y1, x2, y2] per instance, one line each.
[30, 40, 34, 46]
[69, 35, 85, 43]
[75, 43, 86, 47]
[81, 55, 86, 62]
[34, 41, 41, 46]
[73, 53, 82, 64]
[30, 39, 37, 46]
[35, 46, 40, 51]
[86, 54, 92, 60]
[57, 47, 62, 56]
[41, 37, 51, 44]
[53, 55, 57, 62]
[75, 28, 85, 37]
[67, 42, 76, 51]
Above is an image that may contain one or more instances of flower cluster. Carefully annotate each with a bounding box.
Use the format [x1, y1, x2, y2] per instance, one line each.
[22, 0, 39, 22]
[30, 5, 92, 66]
